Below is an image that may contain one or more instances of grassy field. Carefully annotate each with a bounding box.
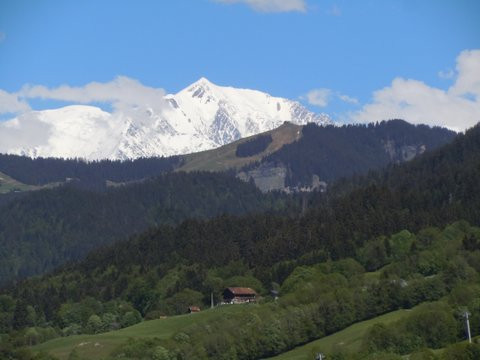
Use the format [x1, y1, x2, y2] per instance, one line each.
[0, 171, 39, 193]
[0, 171, 61, 194]
[266, 309, 412, 360]
[32, 305, 251, 360]
[33, 305, 413, 360]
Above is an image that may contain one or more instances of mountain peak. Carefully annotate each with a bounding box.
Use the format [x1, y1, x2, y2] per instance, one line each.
[1, 80, 332, 160]
[189, 77, 214, 89]
[196, 76, 212, 84]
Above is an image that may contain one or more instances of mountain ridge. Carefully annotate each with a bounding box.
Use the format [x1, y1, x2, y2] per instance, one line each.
[0, 120, 456, 195]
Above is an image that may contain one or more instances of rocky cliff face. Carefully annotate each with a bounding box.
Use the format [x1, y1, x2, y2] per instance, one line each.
[383, 140, 427, 162]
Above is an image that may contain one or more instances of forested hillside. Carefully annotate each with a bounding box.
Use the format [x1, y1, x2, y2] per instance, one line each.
[329, 121, 480, 212]
[245, 120, 456, 187]
[0, 123, 478, 359]
[0, 154, 181, 190]
[235, 134, 273, 157]
[0, 172, 294, 285]
[41, 123, 480, 286]
[0, 120, 458, 286]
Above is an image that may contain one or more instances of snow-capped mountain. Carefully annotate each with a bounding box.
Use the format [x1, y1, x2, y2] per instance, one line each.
[0, 78, 331, 160]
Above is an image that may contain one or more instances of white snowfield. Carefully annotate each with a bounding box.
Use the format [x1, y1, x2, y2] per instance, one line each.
[0, 78, 331, 160]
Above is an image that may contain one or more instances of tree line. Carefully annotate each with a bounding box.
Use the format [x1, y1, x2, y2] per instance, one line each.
[0, 154, 182, 188]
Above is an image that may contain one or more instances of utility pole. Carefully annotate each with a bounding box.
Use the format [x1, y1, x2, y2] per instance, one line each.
[463, 311, 472, 343]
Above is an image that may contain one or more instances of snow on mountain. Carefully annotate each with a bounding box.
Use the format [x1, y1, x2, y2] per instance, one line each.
[0, 78, 331, 160]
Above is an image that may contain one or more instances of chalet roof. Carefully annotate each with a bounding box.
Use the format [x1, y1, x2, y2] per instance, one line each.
[226, 287, 257, 295]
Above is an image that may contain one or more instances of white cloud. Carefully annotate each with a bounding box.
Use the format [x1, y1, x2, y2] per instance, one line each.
[0, 77, 169, 154]
[338, 93, 358, 104]
[328, 4, 341, 16]
[0, 76, 169, 157]
[438, 69, 454, 80]
[19, 76, 168, 114]
[0, 113, 52, 152]
[305, 88, 358, 107]
[0, 89, 30, 114]
[352, 49, 480, 132]
[450, 49, 480, 98]
[306, 88, 331, 107]
[214, 0, 306, 13]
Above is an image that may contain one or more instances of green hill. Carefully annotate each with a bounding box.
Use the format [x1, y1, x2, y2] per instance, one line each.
[32, 305, 250, 360]
[32, 307, 408, 360]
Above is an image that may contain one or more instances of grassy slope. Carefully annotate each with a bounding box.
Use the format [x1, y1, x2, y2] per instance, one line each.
[0, 171, 40, 194]
[34, 305, 414, 360]
[0, 171, 61, 194]
[32, 305, 251, 360]
[266, 309, 412, 360]
[178, 122, 302, 172]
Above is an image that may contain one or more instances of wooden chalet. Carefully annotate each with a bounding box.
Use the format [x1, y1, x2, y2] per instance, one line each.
[223, 287, 257, 304]
[187, 306, 201, 313]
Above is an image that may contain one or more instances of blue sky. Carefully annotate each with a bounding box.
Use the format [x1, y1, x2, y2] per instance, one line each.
[0, 0, 479, 130]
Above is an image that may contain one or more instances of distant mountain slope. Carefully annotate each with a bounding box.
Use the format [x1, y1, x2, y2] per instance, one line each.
[238, 120, 456, 191]
[178, 121, 302, 173]
[176, 120, 457, 191]
[0, 172, 294, 285]
[0, 78, 331, 160]
[0, 122, 300, 194]
[0, 120, 455, 195]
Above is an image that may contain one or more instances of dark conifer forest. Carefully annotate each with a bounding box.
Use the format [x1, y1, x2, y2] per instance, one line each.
[0, 172, 294, 285]
[257, 120, 455, 186]
[0, 154, 182, 189]
[235, 134, 273, 157]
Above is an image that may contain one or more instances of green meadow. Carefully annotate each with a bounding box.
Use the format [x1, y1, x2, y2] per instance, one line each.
[32, 305, 249, 359]
[33, 306, 415, 360]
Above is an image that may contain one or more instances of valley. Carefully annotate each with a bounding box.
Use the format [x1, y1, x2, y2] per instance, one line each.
[0, 120, 456, 286]
[0, 122, 478, 359]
